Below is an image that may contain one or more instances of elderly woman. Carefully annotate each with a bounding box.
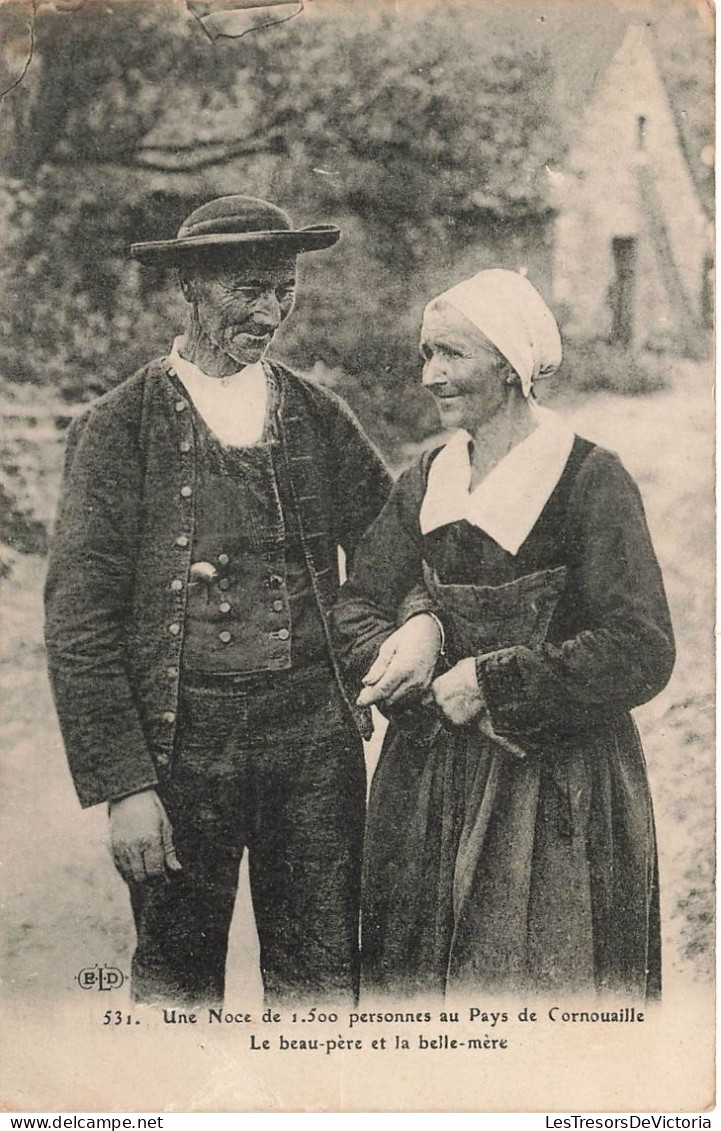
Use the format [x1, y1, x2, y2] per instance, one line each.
[332, 269, 674, 1001]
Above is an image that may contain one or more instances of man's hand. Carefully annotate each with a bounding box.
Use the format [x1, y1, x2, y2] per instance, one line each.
[357, 613, 443, 708]
[430, 657, 485, 726]
[109, 790, 182, 884]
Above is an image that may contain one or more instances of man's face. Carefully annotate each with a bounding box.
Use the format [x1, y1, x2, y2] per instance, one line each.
[183, 251, 298, 367]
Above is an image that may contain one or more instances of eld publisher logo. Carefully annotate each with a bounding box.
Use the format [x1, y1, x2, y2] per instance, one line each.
[76, 965, 125, 991]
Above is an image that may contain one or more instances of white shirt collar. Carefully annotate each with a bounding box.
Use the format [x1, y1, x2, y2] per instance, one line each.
[167, 336, 269, 447]
[419, 404, 575, 555]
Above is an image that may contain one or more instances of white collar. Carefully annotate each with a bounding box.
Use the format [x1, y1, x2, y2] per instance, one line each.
[167, 337, 269, 447]
[419, 405, 575, 555]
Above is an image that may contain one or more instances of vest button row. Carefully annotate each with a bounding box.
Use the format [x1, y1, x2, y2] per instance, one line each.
[219, 631, 232, 644]
[219, 602, 231, 614]
[218, 578, 230, 591]
[273, 600, 284, 612]
[218, 553, 229, 566]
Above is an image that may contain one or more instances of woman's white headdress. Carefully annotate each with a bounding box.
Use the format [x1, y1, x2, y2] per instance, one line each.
[428, 268, 562, 397]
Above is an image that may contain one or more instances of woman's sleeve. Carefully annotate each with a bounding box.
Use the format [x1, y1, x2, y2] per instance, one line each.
[476, 448, 676, 740]
[330, 462, 428, 690]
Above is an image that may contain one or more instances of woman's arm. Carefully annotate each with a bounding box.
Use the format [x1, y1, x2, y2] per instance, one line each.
[474, 448, 675, 740]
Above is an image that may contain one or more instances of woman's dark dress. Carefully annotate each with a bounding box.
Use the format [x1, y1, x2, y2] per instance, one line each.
[332, 435, 675, 1000]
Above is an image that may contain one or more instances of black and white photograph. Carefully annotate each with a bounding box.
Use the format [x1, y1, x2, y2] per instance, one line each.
[0, 0, 714, 1113]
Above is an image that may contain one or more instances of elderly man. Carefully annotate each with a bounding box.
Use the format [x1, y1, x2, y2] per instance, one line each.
[45, 195, 392, 1007]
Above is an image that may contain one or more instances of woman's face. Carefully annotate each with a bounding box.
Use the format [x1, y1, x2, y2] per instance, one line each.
[420, 302, 512, 433]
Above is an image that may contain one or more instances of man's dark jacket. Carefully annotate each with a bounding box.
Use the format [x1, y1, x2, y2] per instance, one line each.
[44, 357, 392, 808]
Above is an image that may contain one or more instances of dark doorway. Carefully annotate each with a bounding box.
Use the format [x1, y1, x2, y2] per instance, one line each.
[610, 236, 638, 348]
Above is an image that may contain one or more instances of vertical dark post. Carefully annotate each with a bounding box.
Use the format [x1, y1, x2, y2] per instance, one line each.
[610, 236, 638, 349]
[636, 115, 646, 151]
[700, 252, 714, 331]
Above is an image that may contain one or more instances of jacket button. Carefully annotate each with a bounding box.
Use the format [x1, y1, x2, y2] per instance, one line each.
[218, 578, 230, 591]
[170, 579, 183, 592]
[175, 400, 187, 413]
[168, 623, 181, 635]
[277, 628, 290, 641]
[218, 553, 229, 566]
[180, 486, 192, 498]
[162, 711, 176, 724]
[219, 631, 232, 644]
[268, 575, 283, 589]
[167, 367, 178, 379]
[219, 601, 231, 614]
[179, 441, 191, 454]
[167, 666, 179, 678]
[175, 535, 189, 548]
[156, 752, 170, 767]
[273, 600, 284, 612]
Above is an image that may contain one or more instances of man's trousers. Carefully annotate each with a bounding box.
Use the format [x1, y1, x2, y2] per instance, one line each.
[127, 662, 366, 1006]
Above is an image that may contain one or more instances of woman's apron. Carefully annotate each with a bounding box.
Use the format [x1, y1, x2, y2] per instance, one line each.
[362, 561, 600, 998]
[425, 560, 601, 995]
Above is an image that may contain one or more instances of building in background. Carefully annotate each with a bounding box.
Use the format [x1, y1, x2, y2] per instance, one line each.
[551, 24, 713, 356]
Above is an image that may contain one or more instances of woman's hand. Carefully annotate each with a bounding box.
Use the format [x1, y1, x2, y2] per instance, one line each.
[431, 660, 527, 759]
[357, 613, 443, 708]
[430, 657, 485, 725]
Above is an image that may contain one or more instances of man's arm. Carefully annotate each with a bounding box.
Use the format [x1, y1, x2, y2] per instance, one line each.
[331, 464, 442, 701]
[316, 384, 394, 561]
[44, 404, 159, 808]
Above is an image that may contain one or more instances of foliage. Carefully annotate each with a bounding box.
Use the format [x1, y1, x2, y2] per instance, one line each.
[0, 0, 709, 451]
[0, 172, 182, 394]
[0, 0, 559, 428]
[0, 0, 242, 179]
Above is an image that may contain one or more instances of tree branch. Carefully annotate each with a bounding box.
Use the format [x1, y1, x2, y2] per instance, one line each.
[188, 0, 299, 14]
[186, 0, 304, 43]
[137, 131, 279, 155]
[137, 137, 284, 169]
[46, 138, 284, 172]
[0, 0, 38, 102]
[131, 146, 280, 171]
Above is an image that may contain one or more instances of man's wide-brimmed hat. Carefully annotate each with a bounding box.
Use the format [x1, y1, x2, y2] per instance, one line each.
[129, 195, 341, 266]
